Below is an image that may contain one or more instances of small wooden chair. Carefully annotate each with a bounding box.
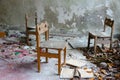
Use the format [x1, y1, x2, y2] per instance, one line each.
[25, 12, 37, 45]
[87, 17, 114, 54]
[0, 32, 6, 38]
[36, 21, 67, 75]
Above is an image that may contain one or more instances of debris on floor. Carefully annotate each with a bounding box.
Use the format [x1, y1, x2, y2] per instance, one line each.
[66, 58, 87, 68]
[82, 39, 120, 80]
[0, 30, 120, 80]
[60, 65, 95, 79]
[0, 39, 36, 59]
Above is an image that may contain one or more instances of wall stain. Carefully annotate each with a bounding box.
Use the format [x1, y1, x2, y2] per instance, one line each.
[0, 0, 119, 35]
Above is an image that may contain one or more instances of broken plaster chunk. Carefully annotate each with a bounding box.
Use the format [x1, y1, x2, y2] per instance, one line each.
[107, 63, 114, 68]
[60, 68, 74, 79]
[85, 68, 93, 73]
[23, 46, 30, 49]
[100, 62, 108, 69]
[94, 72, 100, 77]
[100, 69, 108, 75]
[78, 69, 94, 78]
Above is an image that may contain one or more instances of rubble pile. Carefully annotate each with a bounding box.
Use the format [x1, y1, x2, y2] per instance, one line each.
[83, 40, 120, 79]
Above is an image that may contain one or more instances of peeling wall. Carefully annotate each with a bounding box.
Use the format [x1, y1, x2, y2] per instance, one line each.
[0, 0, 119, 35]
[0, 0, 36, 30]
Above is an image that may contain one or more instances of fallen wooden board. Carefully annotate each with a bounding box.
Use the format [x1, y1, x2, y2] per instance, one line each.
[60, 68, 74, 79]
[66, 59, 87, 67]
[67, 39, 88, 49]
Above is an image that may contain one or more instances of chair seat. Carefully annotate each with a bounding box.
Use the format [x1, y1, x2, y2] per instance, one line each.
[40, 40, 67, 49]
[42, 49, 59, 54]
[90, 31, 110, 38]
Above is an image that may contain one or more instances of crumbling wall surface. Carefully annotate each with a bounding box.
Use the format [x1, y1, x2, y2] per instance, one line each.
[0, 0, 119, 35]
[0, 0, 36, 31]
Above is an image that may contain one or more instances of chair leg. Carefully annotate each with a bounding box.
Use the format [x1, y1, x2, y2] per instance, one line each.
[37, 53, 40, 72]
[63, 47, 66, 64]
[110, 38, 112, 50]
[58, 49, 61, 75]
[94, 36, 97, 55]
[45, 48, 48, 63]
[26, 34, 30, 45]
[87, 33, 90, 49]
[110, 43, 112, 50]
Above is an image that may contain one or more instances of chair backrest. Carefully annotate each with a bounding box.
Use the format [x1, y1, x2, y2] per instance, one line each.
[36, 21, 49, 48]
[103, 17, 114, 37]
[25, 12, 37, 30]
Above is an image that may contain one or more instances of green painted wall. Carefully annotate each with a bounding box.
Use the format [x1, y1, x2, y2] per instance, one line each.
[0, 0, 119, 35]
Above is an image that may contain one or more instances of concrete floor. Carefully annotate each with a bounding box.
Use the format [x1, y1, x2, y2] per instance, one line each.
[0, 34, 97, 80]
[0, 49, 96, 80]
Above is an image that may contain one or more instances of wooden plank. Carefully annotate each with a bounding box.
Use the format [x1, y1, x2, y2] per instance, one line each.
[66, 59, 86, 67]
[0, 32, 6, 38]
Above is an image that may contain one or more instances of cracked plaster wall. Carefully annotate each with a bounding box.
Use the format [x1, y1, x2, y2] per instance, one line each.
[0, 0, 120, 35]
